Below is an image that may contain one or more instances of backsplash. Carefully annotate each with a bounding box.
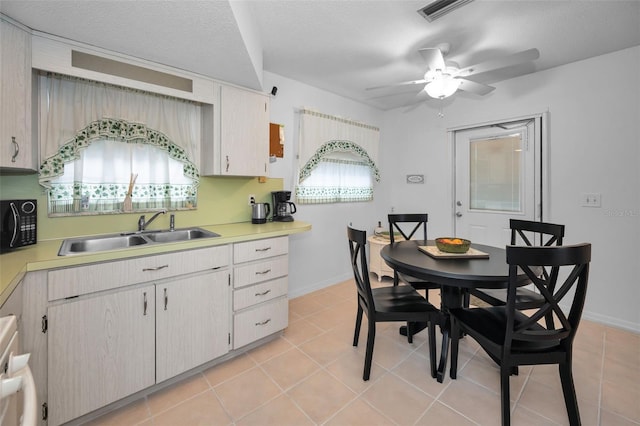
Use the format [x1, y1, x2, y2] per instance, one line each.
[0, 174, 282, 240]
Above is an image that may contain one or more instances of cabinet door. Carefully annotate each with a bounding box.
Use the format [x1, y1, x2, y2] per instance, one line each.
[48, 285, 155, 426]
[220, 85, 269, 176]
[155, 270, 230, 382]
[0, 19, 35, 171]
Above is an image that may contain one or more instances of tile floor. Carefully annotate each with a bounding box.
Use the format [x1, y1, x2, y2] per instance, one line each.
[88, 277, 639, 426]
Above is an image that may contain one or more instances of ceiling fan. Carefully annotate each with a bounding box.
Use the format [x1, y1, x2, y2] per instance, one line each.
[367, 43, 540, 100]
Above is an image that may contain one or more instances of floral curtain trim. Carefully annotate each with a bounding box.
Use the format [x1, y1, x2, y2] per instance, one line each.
[48, 182, 196, 214]
[39, 117, 199, 188]
[298, 140, 380, 183]
[295, 186, 373, 204]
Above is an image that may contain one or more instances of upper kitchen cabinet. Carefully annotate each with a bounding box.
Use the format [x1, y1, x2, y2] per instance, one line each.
[0, 17, 37, 172]
[201, 84, 270, 176]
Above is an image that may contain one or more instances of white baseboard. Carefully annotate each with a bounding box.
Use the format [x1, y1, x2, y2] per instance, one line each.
[582, 310, 640, 334]
[288, 272, 352, 299]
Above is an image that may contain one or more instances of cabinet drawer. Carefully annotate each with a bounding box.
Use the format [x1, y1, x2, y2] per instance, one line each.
[233, 277, 288, 311]
[233, 296, 288, 349]
[233, 256, 288, 289]
[233, 236, 288, 263]
[48, 245, 229, 300]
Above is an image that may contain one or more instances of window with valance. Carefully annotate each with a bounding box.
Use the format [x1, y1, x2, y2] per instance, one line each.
[38, 74, 201, 215]
[296, 109, 380, 204]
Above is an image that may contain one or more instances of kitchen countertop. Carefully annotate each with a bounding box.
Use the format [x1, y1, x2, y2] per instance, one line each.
[0, 220, 311, 306]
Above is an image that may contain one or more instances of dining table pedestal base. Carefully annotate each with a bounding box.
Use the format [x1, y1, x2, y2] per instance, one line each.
[382, 241, 522, 385]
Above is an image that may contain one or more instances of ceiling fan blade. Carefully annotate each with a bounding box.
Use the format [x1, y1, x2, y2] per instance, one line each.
[365, 79, 427, 91]
[456, 78, 495, 96]
[457, 48, 540, 77]
[418, 48, 446, 71]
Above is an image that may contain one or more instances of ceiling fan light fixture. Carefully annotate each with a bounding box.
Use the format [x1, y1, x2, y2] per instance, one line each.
[424, 76, 461, 99]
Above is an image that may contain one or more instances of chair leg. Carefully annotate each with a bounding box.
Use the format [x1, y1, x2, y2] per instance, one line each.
[363, 317, 376, 381]
[428, 317, 437, 378]
[406, 321, 413, 344]
[500, 365, 511, 426]
[559, 361, 581, 426]
[450, 318, 459, 380]
[353, 305, 363, 347]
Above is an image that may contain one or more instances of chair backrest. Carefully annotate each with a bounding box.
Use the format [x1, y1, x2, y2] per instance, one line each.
[347, 226, 375, 314]
[504, 243, 591, 347]
[388, 213, 428, 244]
[510, 219, 565, 247]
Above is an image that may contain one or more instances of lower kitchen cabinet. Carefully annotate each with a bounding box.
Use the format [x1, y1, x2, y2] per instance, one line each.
[47, 269, 231, 425]
[40, 246, 231, 425]
[48, 285, 156, 426]
[232, 236, 289, 350]
[16, 237, 293, 425]
[233, 296, 288, 349]
[156, 270, 229, 382]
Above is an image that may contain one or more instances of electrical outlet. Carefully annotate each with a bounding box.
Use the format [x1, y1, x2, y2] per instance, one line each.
[248, 195, 255, 205]
[581, 193, 601, 207]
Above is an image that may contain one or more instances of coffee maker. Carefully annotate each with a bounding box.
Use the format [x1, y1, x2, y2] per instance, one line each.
[272, 191, 297, 222]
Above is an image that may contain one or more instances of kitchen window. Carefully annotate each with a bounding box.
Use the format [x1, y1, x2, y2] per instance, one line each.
[38, 73, 201, 216]
[296, 109, 380, 204]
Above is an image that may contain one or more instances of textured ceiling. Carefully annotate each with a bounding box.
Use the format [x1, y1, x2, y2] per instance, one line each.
[2, 0, 639, 110]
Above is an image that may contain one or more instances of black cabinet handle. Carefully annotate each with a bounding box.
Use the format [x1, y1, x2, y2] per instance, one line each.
[143, 292, 148, 316]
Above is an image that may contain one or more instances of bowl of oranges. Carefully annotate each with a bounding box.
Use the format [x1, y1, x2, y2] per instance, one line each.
[435, 237, 471, 254]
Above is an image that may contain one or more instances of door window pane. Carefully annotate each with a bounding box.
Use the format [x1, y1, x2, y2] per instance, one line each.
[469, 135, 522, 212]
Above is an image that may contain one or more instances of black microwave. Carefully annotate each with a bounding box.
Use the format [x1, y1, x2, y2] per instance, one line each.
[1, 200, 37, 252]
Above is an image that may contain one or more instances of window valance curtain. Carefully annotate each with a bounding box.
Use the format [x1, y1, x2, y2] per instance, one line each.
[38, 73, 201, 188]
[297, 109, 380, 183]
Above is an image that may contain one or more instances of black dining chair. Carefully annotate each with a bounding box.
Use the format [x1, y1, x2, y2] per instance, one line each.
[388, 214, 439, 302]
[450, 243, 591, 426]
[347, 226, 439, 380]
[469, 219, 565, 328]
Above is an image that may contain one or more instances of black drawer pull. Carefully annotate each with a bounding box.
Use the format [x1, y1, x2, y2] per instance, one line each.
[255, 289, 272, 296]
[142, 264, 168, 272]
[256, 269, 271, 275]
[255, 247, 271, 252]
[255, 318, 271, 326]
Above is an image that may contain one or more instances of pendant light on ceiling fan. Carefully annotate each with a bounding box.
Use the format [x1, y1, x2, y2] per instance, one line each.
[424, 70, 462, 99]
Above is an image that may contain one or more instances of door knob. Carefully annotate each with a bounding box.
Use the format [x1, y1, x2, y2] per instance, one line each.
[455, 212, 463, 217]
[456, 201, 462, 206]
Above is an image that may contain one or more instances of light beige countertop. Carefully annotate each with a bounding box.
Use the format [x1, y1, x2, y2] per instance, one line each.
[0, 221, 311, 306]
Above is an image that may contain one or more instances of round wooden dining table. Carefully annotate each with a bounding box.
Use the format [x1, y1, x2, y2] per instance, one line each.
[380, 240, 531, 383]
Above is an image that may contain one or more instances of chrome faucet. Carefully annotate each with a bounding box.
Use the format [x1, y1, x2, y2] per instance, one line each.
[137, 209, 167, 231]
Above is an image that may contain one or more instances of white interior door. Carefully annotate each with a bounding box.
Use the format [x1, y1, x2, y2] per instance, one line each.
[454, 117, 541, 247]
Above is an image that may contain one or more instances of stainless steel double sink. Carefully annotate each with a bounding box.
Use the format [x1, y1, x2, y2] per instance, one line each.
[58, 228, 220, 256]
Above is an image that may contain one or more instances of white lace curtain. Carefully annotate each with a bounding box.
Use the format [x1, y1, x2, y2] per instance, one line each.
[38, 74, 201, 214]
[296, 109, 380, 204]
[39, 73, 201, 186]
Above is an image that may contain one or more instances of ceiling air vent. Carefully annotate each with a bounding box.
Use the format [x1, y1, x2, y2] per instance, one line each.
[417, 0, 475, 22]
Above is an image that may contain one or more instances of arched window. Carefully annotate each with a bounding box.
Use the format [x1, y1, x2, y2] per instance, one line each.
[295, 110, 380, 204]
[41, 119, 198, 214]
[38, 73, 201, 215]
[296, 140, 379, 203]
